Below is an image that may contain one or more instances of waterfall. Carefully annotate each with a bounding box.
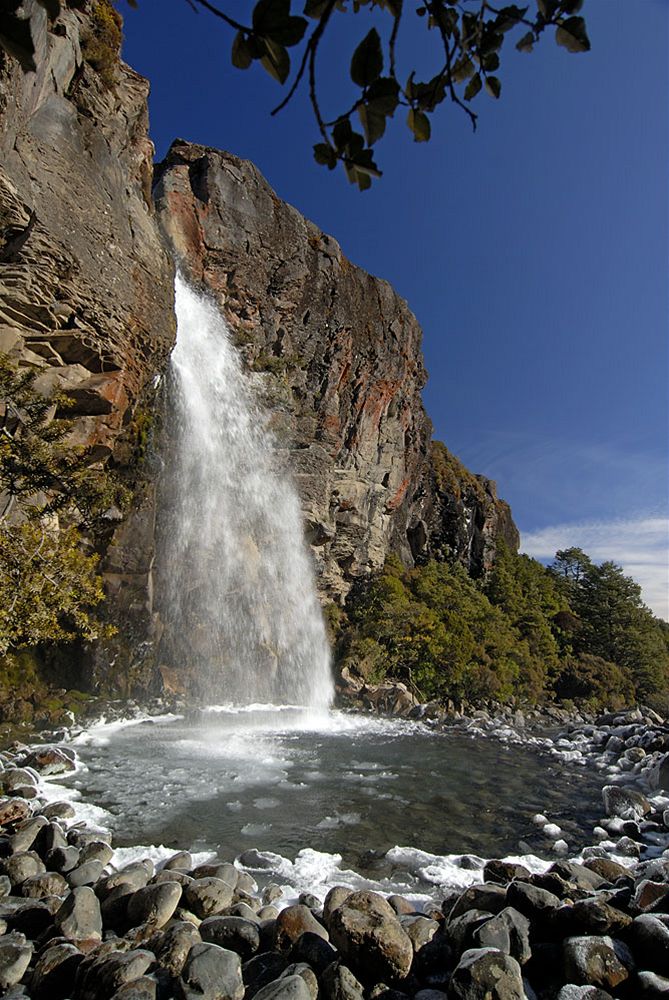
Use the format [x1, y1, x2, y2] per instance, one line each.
[156, 275, 333, 711]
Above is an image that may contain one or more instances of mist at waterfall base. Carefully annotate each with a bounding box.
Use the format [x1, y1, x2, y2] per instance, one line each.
[156, 275, 332, 711]
[78, 276, 606, 901]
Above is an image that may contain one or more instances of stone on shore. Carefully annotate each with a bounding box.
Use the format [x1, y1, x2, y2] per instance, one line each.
[328, 890, 414, 982]
[177, 942, 245, 1000]
[447, 947, 525, 999]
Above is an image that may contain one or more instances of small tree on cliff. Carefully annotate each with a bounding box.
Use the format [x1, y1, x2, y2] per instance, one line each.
[0, 355, 122, 651]
[1, 0, 590, 190]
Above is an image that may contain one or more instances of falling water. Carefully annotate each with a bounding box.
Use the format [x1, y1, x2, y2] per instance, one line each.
[156, 275, 333, 710]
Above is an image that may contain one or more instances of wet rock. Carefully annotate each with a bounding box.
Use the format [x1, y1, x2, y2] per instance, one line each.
[506, 881, 561, 925]
[412, 933, 453, 987]
[98, 864, 151, 899]
[184, 877, 235, 919]
[274, 904, 329, 952]
[177, 942, 245, 1000]
[556, 898, 632, 936]
[0, 931, 32, 989]
[389, 895, 416, 916]
[263, 884, 284, 905]
[472, 907, 531, 964]
[254, 974, 313, 1000]
[7, 899, 55, 937]
[562, 936, 631, 990]
[153, 869, 193, 888]
[556, 987, 614, 999]
[127, 881, 182, 928]
[321, 961, 365, 1000]
[328, 890, 414, 982]
[550, 862, 607, 891]
[163, 851, 193, 871]
[201, 915, 261, 959]
[632, 880, 669, 912]
[1, 768, 37, 793]
[583, 858, 630, 882]
[37, 822, 67, 854]
[448, 947, 525, 999]
[54, 886, 102, 944]
[109, 977, 157, 1000]
[602, 785, 651, 820]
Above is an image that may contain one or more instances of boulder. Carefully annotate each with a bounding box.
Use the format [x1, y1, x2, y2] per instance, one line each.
[471, 907, 531, 964]
[200, 915, 261, 959]
[254, 974, 313, 1000]
[448, 947, 525, 999]
[273, 904, 329, 953]
[321, 961, 365, 1000]
[184, 877, 234, 919]
[126, 881, 182, 928]
[54, 886, 102, 945]
[0, 931, 32, 990]
[177, 942, 245, 1000]
[562, 936, 632, 990]
[602, 785, 651, 820]
[328, 890, 414, 982]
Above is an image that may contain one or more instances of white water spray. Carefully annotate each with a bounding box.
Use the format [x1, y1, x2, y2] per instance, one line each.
[157, 275, 332, 711]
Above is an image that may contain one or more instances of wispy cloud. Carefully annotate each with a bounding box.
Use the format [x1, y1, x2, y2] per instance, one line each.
[521, 516, 669, 621]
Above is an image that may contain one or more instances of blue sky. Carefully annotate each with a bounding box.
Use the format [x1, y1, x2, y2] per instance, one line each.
[119, 0, 668, 617]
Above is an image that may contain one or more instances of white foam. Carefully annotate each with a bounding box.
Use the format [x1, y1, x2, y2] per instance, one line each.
[72, 713, 183, 747]
[112, 844, 215, 870]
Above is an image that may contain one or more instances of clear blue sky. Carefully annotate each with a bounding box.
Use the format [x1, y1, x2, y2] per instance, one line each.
[119, 0, 668, 616]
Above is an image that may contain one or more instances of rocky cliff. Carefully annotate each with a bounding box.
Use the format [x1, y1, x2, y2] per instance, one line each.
[0, 1, 175, 695]
[0, 4, 518, 701]
[153, 141, 518, 606]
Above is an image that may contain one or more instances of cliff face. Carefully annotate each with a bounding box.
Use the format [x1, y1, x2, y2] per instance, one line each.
[0, 1, 175, 692]
[0, 11, 517, 700]
[153, 141, 518, 603]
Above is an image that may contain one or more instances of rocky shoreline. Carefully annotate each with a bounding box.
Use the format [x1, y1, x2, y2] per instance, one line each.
[1, 707, 669, 997]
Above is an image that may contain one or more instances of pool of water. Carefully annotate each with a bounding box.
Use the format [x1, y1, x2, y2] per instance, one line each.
[55, 707, 605, 900]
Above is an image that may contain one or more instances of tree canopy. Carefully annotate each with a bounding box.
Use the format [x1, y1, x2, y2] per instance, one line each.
[1, 0, 590, 190]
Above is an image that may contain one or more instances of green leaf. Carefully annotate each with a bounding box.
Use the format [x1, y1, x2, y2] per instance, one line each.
[0, 14, 36, 72]
[358, 102, 386, 145]
[484, 75, 501, 99]
[481, 52, 500, 72]
[407, 108, 430, 142]
[537, 0, 558, 16]
[231, 32, 253, 69]
[464, 73, 482, 101]
[366, 76, 400, 115]
[253, 0, 307, 46]
[304, 0, 330, 17]
[313, 143, 337, 169]
[494, 5, 528, 32]
[451, 55, 475, 83]
[332, 118, 353, 150]
[560, 0, 584, 12]
[516, 31, 535, 53]
[260, 38, 290, 83]
[35, 0, 61, 20]
[350, 28, 383, 87]
[555, 16, 590, 53]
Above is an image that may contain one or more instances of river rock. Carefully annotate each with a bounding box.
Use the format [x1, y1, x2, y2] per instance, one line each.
[109, 977, 157, 1000]
[42, 801, 76, 820]
[127, 881, 182, 928]
[20, 870, 68, 898]
[1, 769, 37, 793]
[281, 963, 319, 1000]
[254, 974, 313, 1000]
[9, 816, 48, 853]
[328, 890, 414, 982]
[184, 877, 234, 919]
[46, 845, 81, 873]
[67, 859, 106, 887]
[602, 785, 651, 820]
[80, 840, 115, 866]
[8, 900, 54, 937]
[483, 861, 531, 885]
[0, 932, 32, 989]
[471, 907, 531, 964]
[164, 851, 194, 871]
[98, 864, 151, 899]
[401, 915, 439, 953]
[583, 858, 630, 882]
[77, 949, 155, 1000]
[243, 952, 289, 999]
[177, 942, 245, 1000]
[2, 851, 46, 886]
[448, 884, 507, 920]
[201, 915, 261, 959]
[556, 988, 614, 999]
[30, 941, 83, 1000]
[54, 886, 102, 945]
[0, 798, 32, 826]
[412, 933, 454, 987]
[632, 880, 669, 912]
[289, 930, 337, 973]
[274, 904, 329, 952]
[630, 914, 669, 975]
[151, 920, 201, 976]
[506, 881, 561, 924]
[321, 961, 366, 1000]
[448, 947, 525, 999]
[562, 936, 631, 989]
[637, 971, 669, 997]
[21, 747, 75, 776]
[323, 888, 353, 928]
[555, 898, 632, 936]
